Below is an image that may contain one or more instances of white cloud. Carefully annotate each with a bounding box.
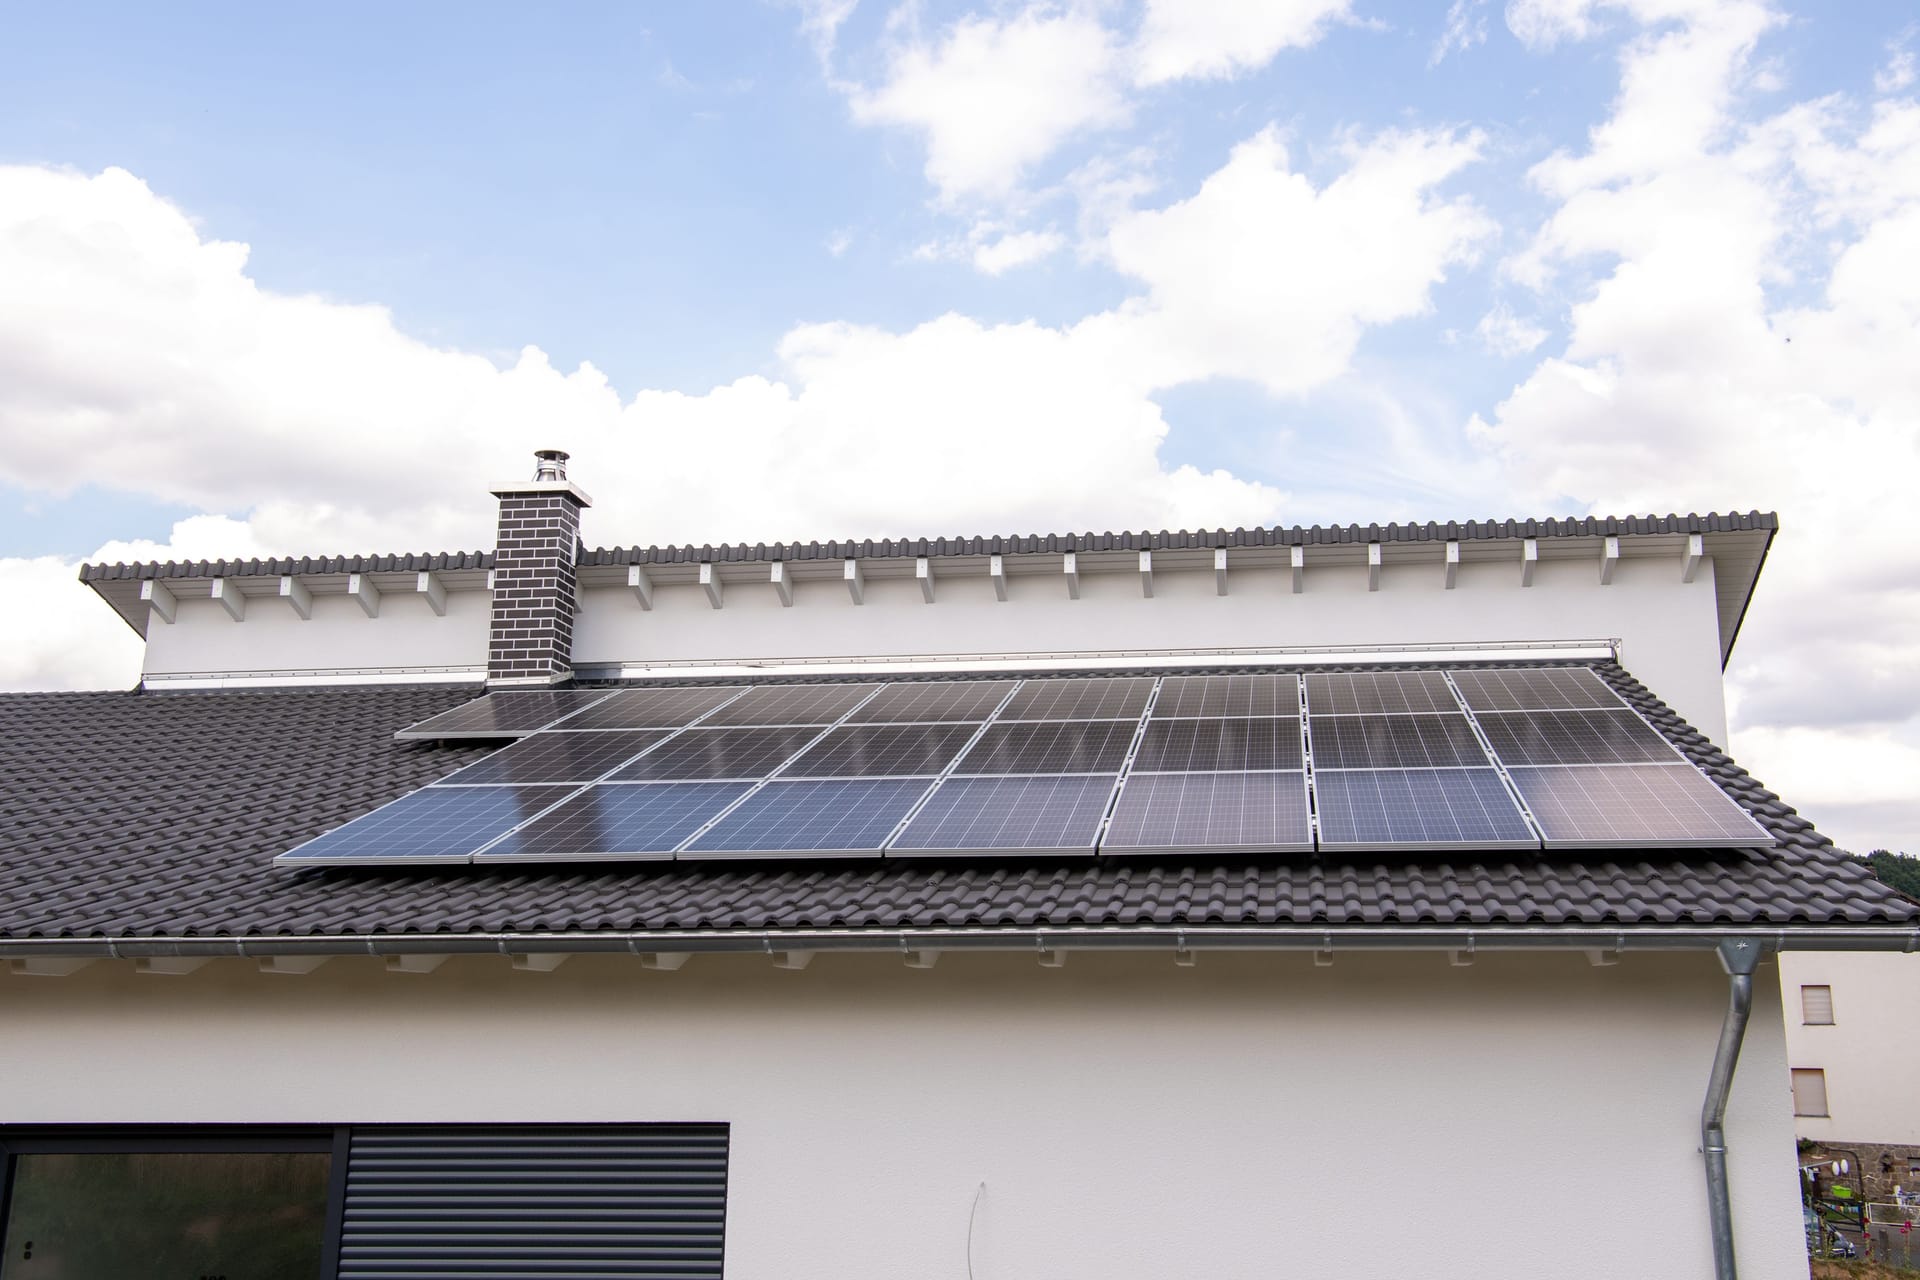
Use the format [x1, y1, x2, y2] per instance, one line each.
[1132, 0, 1352, 86]
[1431, 0, 1490, 66]
[971, 228, 1066, 274]
[1474, 301, 1549, 355]
[1098, 126, 1493, 394]
[1875, 32, 1915, 95]
[848, 6, 1126, 204]
[1473, 0, 1920, 852]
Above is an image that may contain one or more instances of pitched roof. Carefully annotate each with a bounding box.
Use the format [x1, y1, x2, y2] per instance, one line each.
[0, 662, 1909, 952]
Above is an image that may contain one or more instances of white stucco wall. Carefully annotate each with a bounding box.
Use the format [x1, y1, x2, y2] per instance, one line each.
[1779, 951, 1920, 1144]
[0, 950, 1803, 1279]
[142, 587, 490, 681]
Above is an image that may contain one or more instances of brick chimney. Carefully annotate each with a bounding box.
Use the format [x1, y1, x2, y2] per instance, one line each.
[488, 449, 592, 686]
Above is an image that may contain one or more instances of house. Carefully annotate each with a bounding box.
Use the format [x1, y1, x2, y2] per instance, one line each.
[1, 451, 1914, 1280]
[1778, 950, 1920, 1206]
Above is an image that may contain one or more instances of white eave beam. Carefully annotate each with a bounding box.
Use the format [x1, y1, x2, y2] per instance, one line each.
[416, 570, 448, 615]
[9, 956, 95, 977]
[1520, 538, 1538, 588]
[1444, 540, 1460, 590]
[1214, 548, 1229, 596]
[1138, 549, 1154, 598]
[639, 952, 691, 971]
[699, 563, 724, 610]
[844, 559, 864, 605]
[915, 557, 935, 604]
[136, 956, 210, 976]
[771, 561, 793, 607]
[1600, 535, 1620, 585]
[989, 554, 1008, 602]
[772, 951, 814, 971]
[348, 572, 381, 618]
[141, 579, 177, 624]
[279, 575, 312, 619]
[511, 953, 570, 972]
[1367, 543, 1382, 592]
[258, 954, 329, 975]
[628, 564, 654, 610]
[1063, 552, 1080, 600]
[211, 578, 246, 622]
[1290, 545, 1305, 594]
[1682, 533, 1704, 583]
[385, 954, 448, 974]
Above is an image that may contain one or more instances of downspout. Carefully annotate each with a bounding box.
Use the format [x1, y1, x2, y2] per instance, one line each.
[1702, 936, 1764, 1280]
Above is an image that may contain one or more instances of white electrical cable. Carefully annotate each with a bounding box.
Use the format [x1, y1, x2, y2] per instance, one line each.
[967, 1181, 986, 1280]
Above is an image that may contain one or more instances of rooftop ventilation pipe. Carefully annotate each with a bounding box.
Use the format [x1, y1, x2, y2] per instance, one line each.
[1701, 936, 1764, 1280]
[533, 448, 569, 482]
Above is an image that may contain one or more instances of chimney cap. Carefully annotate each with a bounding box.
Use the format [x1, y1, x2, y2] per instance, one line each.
[533, 449, 570, 481]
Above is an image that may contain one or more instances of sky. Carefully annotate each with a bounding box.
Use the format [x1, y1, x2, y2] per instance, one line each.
[0, 0, 1915, 853]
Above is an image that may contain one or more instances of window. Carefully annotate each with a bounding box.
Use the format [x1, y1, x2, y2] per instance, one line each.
[1792, 1068, 1831, 1117]
[0, 1132, 334, 1279]
[1802, 984, 1835, 1024]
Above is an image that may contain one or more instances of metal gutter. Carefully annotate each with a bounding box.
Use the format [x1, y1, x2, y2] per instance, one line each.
[1701, 936, 1764, 1280]
[2, 924, 1915, 961]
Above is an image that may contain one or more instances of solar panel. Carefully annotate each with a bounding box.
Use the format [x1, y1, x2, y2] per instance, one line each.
[275, 785, 572, 864]
[1305, 671, 1458, 716]
[1131, 718, 1303, 773]
[1102, 771, 1312, 853]
[1475, 709, 1678, 766]
[1449, 667, 1623, 712]
[440, 729, 673, 785]
[547, 686, 743, 730]
[476, 782, 754, 861]
[607, 727, 823, 781]
[846, 680, 1017, 723]
[699, 683, 882, 726]
[953, 720, 1139, 775]
[1506, 764, 1775, 848]
[683, 778, 934, 857]
[1308, 714, 1490, 770]
[997, 677, 1154, 721]
[889, 774, 1115, 854]
[782, 723, 981, 777]
[393, 690, 613, 740]
[1314, 769, 1537, 850]
[1152, 674, 1299, 719]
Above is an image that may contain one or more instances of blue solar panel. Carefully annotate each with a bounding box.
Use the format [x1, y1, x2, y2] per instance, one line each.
[476, 782, 754, 861]
[440, 729, 672, 785]
[1103, 771, 1312, 853]
[1507, 764, 1775, 848]
[275, 785, 572, 865]
[683, 778, 934, 856]
[1314, 769, 1536, 850]
[889, 775, 1114, 854]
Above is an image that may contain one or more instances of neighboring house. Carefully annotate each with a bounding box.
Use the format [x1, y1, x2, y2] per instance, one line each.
[1780, 950, 1920, 1204]
[1, 452, 1914, 1280]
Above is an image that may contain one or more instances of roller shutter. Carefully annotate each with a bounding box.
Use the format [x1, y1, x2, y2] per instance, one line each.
[337, 1123, 728, 1278]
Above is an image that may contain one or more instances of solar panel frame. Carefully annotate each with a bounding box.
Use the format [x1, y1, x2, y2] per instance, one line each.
[606, 726, 828, 781]
[1506, 763, 1776, 848]
[1313, 768, 1539, 851]
[1449, 666, 1627, 713]
[845, 680, 1019, 724]
[1304, 670, 1459, 717]
[1130, 717, 1305, 773]
[781, 723, 983, 778]
[996, 677, 1155, 722]
[437, 729, 675, 786]
[1151, 674, 1301, 719]
[1101, 770, 1312, 854]
[1475, 708, 1683, 767]
[275, 784, 575, 865]
[697, 683, 884, 727]
[392, 690, 617, 741]
[474, 781, 756, 862]
[543, 686, 746, 731]
[682, 777, 936, 858]
[888, 774, 1117, 855]
[1306, 714, 1493, 770]
[951, 720, 1141, 776]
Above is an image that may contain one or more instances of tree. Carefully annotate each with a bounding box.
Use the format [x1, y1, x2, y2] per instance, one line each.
[1852, 850, 1920, 902]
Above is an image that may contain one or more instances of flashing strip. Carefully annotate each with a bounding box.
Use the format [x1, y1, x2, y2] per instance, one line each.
[3, 923, 1915, 962]
[579, 639, 1622, 682]
[141, 666, 484, 690]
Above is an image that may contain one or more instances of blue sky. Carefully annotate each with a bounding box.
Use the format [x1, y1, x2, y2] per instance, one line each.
[0, 0, 1916, 850]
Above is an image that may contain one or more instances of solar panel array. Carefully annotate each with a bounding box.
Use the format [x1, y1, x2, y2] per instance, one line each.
[279, 667, 1775, 865]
